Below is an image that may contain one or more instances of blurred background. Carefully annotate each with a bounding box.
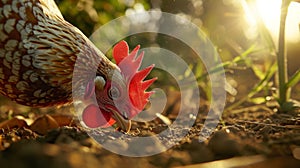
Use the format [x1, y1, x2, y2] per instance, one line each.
[1, 2, 300, 167]
[56, 0, 300, 111]
[1, 0, 300, 116]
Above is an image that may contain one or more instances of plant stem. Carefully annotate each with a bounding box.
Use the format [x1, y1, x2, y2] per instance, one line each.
[277, 0, 291, 105]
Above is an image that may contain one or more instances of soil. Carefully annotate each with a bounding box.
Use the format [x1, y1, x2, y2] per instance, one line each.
[0, 97, 300, 168]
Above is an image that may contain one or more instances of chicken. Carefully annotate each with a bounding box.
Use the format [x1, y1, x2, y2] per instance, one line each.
[0, 0, 156, 132]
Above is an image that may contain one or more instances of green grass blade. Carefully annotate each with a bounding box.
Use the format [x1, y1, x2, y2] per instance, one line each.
[225, 62, 277, 112]
[286, 69, 300, 88]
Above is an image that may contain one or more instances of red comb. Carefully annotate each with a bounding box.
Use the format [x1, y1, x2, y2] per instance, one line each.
[113, 41, 157, 117]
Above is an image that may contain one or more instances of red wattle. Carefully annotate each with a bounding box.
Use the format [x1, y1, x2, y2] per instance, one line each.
[82, 104, 116, 128]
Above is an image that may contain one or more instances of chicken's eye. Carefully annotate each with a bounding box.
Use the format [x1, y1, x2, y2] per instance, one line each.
[108, 86, 120, 100]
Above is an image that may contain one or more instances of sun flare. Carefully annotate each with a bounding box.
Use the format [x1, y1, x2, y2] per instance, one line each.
[247, 0, 300, 42]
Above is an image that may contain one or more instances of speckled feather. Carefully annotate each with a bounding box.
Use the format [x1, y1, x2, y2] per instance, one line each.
[0, 0, 117, 106]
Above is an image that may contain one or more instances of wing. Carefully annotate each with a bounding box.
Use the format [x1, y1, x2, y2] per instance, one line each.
[0, 0, 79, 106]
[0, 0, 116, 107]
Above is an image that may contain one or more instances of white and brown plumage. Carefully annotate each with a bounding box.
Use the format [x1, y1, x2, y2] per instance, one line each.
[0, 0, 117, 106]
[0, 0, 156, 131]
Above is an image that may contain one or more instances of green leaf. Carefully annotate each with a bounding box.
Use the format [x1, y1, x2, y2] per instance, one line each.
[286, 69, 300, 88]
[184, 64, 193, 78]
[232, 45, 256, 64]
[250, 97, 267, 104]
[225, 62, 277, 112]
[240, 45, 256, 59]
[248, 62, 277, 98]
[194, 62, 203, 78]
[252, 66, 266, 80]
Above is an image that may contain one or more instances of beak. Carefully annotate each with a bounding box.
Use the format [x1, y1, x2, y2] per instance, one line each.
[110, 109, 131, 133]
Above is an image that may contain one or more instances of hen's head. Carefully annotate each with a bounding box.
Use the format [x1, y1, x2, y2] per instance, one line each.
[82, 41, 156, 132]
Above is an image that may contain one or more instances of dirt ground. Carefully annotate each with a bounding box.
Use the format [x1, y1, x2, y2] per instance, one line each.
[0, 94, 300, 168]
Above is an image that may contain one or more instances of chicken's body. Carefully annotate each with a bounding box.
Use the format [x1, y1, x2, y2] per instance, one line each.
[0, 0, 117, 107]
[0, 0, 156, 131]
